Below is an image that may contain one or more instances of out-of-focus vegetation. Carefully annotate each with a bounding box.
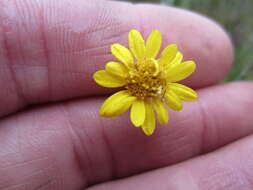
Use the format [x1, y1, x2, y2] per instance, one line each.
[119, 0, 253, 81]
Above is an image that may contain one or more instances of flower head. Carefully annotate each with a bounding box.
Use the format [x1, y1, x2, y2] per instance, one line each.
[93, 29, 198, 136]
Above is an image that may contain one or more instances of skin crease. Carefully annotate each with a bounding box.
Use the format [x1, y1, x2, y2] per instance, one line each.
[0, 0, 253, 190]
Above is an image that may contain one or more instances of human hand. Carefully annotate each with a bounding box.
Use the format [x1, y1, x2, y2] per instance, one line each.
[1, 0, 252, 189]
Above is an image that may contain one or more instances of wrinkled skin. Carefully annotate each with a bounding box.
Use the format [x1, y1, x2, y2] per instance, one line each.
[0, 0, 253, 189]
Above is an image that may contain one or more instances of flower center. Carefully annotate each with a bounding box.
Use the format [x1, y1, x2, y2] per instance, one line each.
[126, 58, 167, 99]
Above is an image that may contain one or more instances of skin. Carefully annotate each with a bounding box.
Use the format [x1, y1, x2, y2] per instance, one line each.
[0, 0, 253, 189]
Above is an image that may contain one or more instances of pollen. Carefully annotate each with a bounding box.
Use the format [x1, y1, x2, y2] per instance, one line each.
[125, 58, 166, 99]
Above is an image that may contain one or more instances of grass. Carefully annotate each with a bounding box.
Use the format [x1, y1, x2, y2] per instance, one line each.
[119, 0, 253, 81]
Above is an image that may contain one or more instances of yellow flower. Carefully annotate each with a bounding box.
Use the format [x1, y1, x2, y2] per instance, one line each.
[93, 29, 198, 136]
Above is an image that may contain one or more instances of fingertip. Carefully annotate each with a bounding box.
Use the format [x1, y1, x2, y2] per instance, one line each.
[134, 4, 234, 88]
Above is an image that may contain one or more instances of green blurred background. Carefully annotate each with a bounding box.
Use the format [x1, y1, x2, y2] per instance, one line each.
[119, 0, 253, 81]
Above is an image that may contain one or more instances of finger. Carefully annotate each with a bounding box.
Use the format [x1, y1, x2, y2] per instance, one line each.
[0, 82, 252, 189]
[0, 0, 233, 117]
[88, 135, 253, 190]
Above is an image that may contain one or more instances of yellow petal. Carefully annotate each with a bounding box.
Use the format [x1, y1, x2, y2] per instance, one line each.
[93, 70, 126, 88]
[145, 30, 162, 59]
[130, 100, 146, 127]
[152, 98, 169, 124]
[106, 61, 128, 78]
[166, 61, 196, 82]
[128, 29, 145, 60]
[111, 44, 134, 68]
[170, 52, 183, 65]
[100, 90, 136, 117]
[168, 83, 198, 101]
[165, 90, 183, 111]
[100, 90, 128, 113]
[158, 44, 178, 66]
[164, 52, 183, 71]
[142, 102, 156, 136]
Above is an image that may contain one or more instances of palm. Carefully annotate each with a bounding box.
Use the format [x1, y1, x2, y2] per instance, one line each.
[1, 0, 253, 190]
